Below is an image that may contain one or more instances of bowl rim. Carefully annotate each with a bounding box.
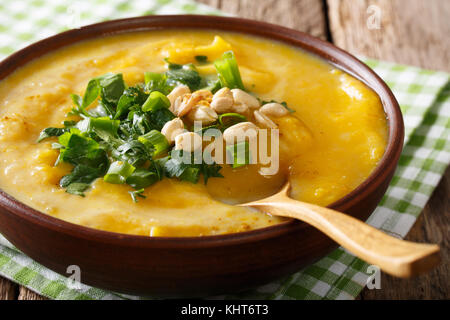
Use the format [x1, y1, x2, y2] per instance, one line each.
[0, 14, 404, 248]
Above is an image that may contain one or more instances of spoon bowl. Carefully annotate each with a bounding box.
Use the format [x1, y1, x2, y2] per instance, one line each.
[206, 164, 289, 205]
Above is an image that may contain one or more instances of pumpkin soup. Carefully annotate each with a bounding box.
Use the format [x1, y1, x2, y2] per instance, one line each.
[0, 31, 388, 236]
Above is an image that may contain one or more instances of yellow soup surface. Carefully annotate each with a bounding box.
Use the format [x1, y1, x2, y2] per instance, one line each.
[0, 31, 388, 236]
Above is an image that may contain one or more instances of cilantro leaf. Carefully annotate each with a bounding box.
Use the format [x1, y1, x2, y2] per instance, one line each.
[126, 169, 159, 189]
[97, 73, 125, 105]
[113, 140, 150, 167]
[163, 150, 223, 184]
[144, 72, 172, 95]
[164, 156, 190, 178]
[37, 127, 68, 142]
[60, 164, 106, 188]
[59, 132, 109, 168]
[82, 78, 101, 110]
[201, 163, 224, 184]
[66, 183, 90, 197]
[166, 62, 203, 91]
[180, 166, 201, 183]
[147, 108, 175, 131]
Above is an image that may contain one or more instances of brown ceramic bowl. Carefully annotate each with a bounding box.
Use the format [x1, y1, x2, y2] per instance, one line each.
[0, 15, 404, 297]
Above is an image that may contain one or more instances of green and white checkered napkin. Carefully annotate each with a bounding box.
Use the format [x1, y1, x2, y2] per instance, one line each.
[0, 0, 449, 300]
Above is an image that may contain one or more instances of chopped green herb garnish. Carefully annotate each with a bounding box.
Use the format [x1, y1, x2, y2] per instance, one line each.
[97, 73, 126, 105]
[58, 131, 109, 169]
[144, 72, 171, 95]
[214, 51, 245, 90]
[195, 55, 208, 63]
[81, 79, 101, 114]
[66, 182, 90, 197]
[163, 150, 223, 184]
[205, 79, 222, 93]
[142, 91, 171, 112]
[60, 164, 105, 192]
[37, 49, 277, 202]
[201, 162, 224, 184]
[37, 127, 68, 142]
[126, 169, 159, 189]
[218, 113, 247, 129]
[166, 62, 204, 91]
[164, 58, 183, 70]
[128, 188, 146, 203]
[104, 161, 136, 184]
[138, 130, 170, 156]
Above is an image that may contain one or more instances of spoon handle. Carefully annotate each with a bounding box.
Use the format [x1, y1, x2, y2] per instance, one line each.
[244, 197, 440, 278]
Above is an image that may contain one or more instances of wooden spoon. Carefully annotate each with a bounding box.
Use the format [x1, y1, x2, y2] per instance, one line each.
[238, 183, 440, 278]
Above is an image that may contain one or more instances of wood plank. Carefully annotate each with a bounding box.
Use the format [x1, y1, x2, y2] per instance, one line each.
[0, 277, 18, 300]
[327, 0, 450, 72]
[197, 0, 328, 39]
[18, 286, 46, 300]
[360, 168, 450, 299]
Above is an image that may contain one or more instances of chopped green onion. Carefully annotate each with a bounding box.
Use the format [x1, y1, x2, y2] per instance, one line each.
[126, 169, 159, 189]
[214, 51, 245, 90]
[145, 72, 164, 86]
[89, 117, 120, 135]
[195, 124, 221, 136]
[138, 130, 170, 156]
[142, 91, 171, 112]
[144, 72, 170, 94]
[104, 161, 136, 184]
[226, 141, 251, 168]
[218, 113, 247, 129]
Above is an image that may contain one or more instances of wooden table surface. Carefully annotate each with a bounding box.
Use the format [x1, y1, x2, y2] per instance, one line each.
[0, 0, 448, 300]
